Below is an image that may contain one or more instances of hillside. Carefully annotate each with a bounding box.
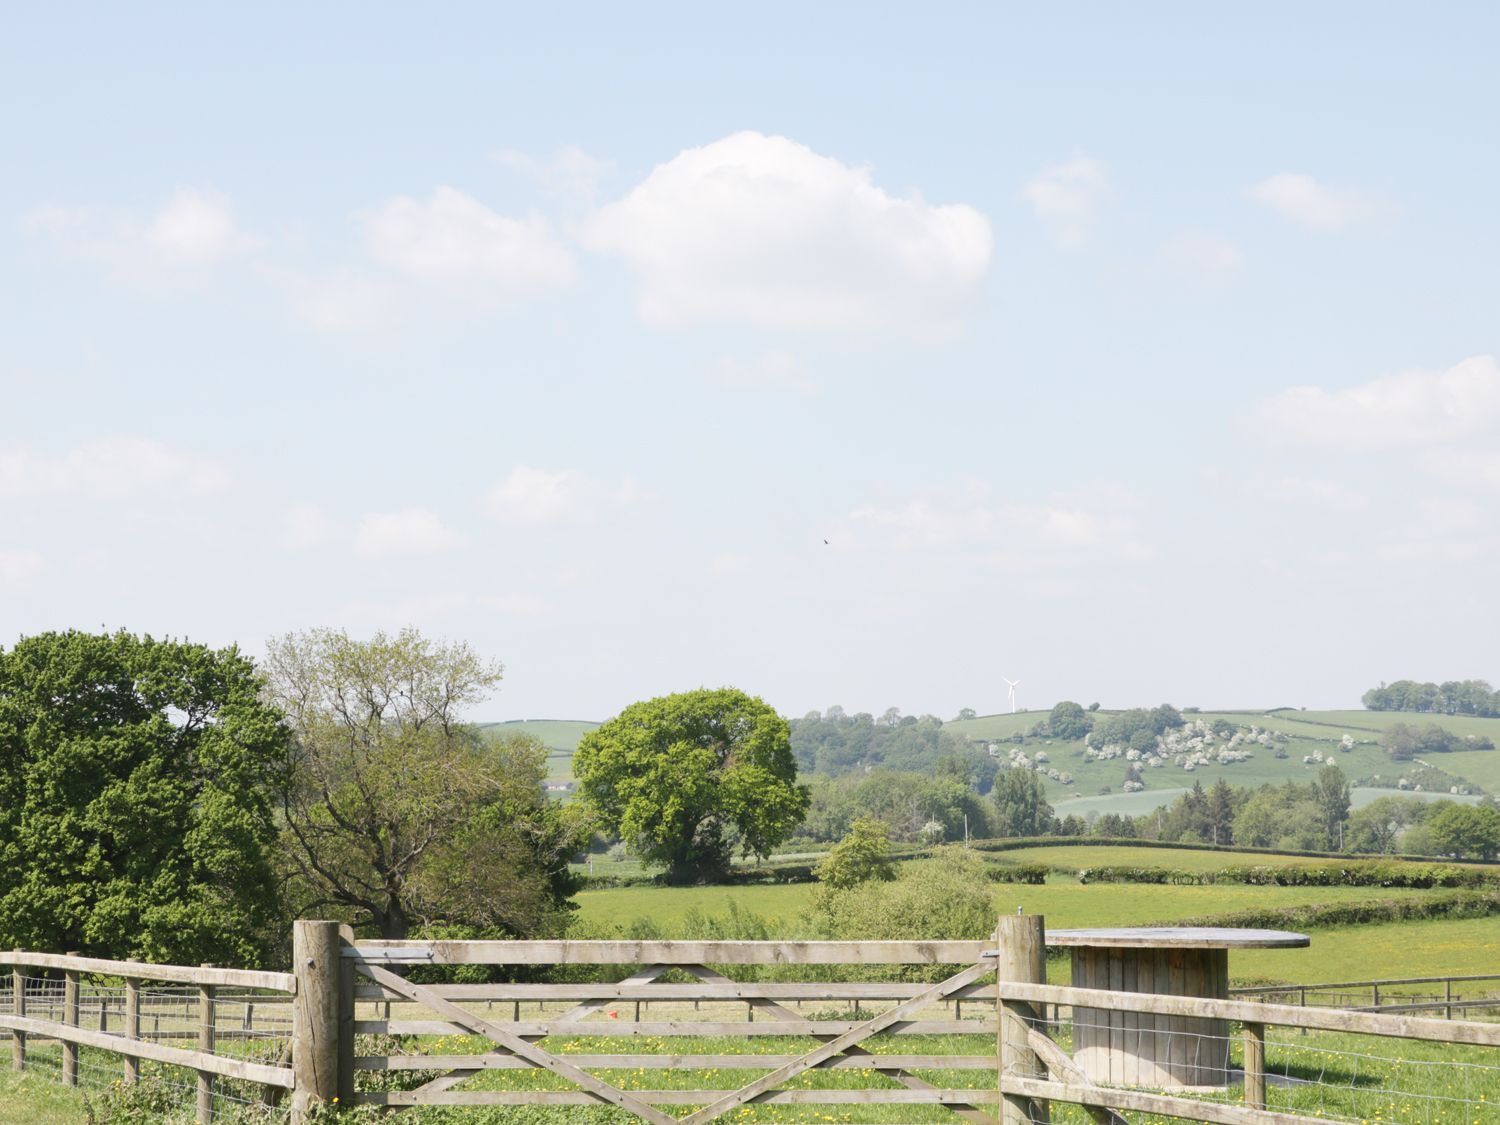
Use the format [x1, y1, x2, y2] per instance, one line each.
[478, 719, 599, 784]
[947, 707, 1500, 817]
[482, 708, 1500, 813]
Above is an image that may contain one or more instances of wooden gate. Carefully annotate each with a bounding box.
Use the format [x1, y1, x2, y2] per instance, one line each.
[325, 931, 1004, 1122]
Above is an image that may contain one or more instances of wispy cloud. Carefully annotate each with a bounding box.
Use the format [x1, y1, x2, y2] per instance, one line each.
[354, 508, 463, 556]
[1020, 154, 1110, 246]
[1255, 355, 1500, 448]
[0, 437, 226, 499]
[1246, 173, 1391, 232]
[359, 187, 576, 298]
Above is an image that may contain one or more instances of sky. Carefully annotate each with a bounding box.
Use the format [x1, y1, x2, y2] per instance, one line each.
[3, 2, 1498, 722]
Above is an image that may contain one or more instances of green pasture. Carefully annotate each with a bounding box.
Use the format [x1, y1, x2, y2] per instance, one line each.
[573, 878, 1433, 932]
[480, 719, 599, 782]
[992, 842, 1362, 872]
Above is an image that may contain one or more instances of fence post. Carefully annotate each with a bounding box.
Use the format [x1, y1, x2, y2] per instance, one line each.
[337, 924, 356, 1106]
[1242, 1021, 1266, 1109]
[291, 921, 343, 1122]
[1445, 979, 1454, 1020]
[996, 914, 1049, 1125]
[124, 973, 140, 1084]
[11, 959, 24, 1072]
[198, 964, 216, 1123]
[63, 952, 79, 1087]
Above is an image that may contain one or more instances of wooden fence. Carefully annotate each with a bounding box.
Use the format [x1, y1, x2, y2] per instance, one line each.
[2, 920, 1499, 1123]
[0, 949, 296, 1119]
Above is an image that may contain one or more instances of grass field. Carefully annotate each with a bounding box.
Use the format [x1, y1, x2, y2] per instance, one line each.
[12, 1024, 1500, 1124]
[480, 719, 599, 782]
[573, 878, 1432, 932]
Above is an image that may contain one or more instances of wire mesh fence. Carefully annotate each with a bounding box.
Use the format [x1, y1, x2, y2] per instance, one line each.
[1, 971, 291, 1123]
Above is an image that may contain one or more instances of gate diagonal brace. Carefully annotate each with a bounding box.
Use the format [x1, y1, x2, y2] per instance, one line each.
[409, 963, 672, 1097]
[682, 963, 998, 1125]
[352, 957, 678, 1125]
[681, 959, 996, 1125]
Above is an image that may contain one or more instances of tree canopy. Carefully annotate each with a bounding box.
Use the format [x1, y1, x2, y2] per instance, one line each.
[0, 630, 288, 965]
[575, 687, 809, 882]
[990, 768, 1055, 837]
[265, 627, 588, 939]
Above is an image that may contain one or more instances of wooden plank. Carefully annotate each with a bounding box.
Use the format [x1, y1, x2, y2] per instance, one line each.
[352, 958, 678, 1125]
[0, 952, 294, 993]
[351, 981, 1001, 1001]
[349, 939, 991, 964]
[359, 1088, 1004, 1106]
[1230, 972, 1500, 993]
[1242, 1022, 1266, 1110]
[1119, 946, 1136, 1088]
[63, 959, 79, 1087]
[679, 959, 995, 1125]
[996, 982, 1500, 1047]
[123, 978, 139, 1084]
[411, 962, 674, 1098]
[1002, 1075, 1326, 1125]
[10, 963, 23, 1072]
[197, 969, 215, 1123]
[0, 1014, 294, 1087]
[357, 1052, 996, 1071]
[1047, 928, 1308, 950]
[682, 963, 998, 1125]
[1025, 1029, 1128, 1125]
[355, 1017, 1000, 1037]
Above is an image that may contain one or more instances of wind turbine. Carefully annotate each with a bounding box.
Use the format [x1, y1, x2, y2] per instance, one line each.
[1004, 677, 1021, 714]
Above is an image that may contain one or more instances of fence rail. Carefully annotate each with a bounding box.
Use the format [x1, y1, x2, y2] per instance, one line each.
[0, 948, 295, 1122]
[3, 925, 1499, 1123]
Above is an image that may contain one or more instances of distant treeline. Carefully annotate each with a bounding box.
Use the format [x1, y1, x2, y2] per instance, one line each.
[1364, 679, 1500, 717]
[790, 707, 997, 784]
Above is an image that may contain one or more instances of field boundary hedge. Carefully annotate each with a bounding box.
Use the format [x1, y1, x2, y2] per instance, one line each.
[1075, 862, 1500, 889]
[970, 835, 1497, 865]
[1167, 889, 1500, 932]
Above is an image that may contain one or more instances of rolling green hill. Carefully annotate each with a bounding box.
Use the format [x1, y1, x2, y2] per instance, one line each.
[947, 708, 1500, 815]
[478, 719, 599, 783]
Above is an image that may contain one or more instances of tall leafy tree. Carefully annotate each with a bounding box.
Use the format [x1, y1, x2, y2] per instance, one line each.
[574, 688, 809, 883]
[990, 769, 1055, 837]
[0, 630, 288, 965]
[265, 628, 589, 939]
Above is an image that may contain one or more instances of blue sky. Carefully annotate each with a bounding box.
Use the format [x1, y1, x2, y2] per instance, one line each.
[3, 2, 1498, 721]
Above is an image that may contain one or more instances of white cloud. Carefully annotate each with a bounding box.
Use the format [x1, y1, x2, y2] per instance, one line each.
[1020, 154, 1110, 246]
[354, 508, 462, 556]
[0, 550, 44, 584]
[486, 465, 635, 523]
[1256, 355, 1500, 448]
[584, 131, 992, 334]
[1424, 449, 1500, 491]
[1157, 230, 1244, 286]
[22, 188, 258, 278]
[281, 268, 399, 334]
[710, 351, 815, 393]
[844, 485, 1149, 561]
[0, 437, 226, 499]
[494, 145, 615, 206]
[1246, 173, 1389, 232]
[359, 187, 576, 296]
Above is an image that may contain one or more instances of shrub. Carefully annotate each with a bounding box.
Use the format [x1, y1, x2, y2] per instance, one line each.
[986, 863, 1049, 884]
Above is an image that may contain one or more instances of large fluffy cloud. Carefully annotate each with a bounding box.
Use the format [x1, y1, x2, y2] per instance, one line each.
[1256, 355, 1500, 447]
[360, 187, 576, 296]
[584, 132, 992, 333]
